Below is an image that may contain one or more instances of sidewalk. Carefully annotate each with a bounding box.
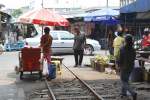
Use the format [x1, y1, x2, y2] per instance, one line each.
[0, 52, 25, 100]
[0, 80, 25, 100]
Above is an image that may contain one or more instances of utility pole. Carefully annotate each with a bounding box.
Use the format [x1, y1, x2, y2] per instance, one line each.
[120, 0, 123, 7]
[106, 0, 108, 8]
[41, 0, 44, 8]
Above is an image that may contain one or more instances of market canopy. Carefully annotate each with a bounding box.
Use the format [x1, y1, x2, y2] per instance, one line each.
[86, 8, 119, 17]
[18, 8, 69, 26]
[84, 8, 119, 25]
[120, 0, 150, 13]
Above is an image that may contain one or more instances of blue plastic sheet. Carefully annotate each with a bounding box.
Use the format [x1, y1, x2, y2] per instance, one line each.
[5, 41, 25, 51]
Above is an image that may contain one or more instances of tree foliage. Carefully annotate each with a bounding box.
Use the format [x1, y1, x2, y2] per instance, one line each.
[11, 9, 22, 18]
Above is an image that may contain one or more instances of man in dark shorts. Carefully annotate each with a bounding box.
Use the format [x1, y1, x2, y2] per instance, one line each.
[73, 28, 86, 67]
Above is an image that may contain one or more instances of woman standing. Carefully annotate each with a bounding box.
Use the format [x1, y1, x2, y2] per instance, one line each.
[113, 31, 125, 61]
[40, 27, 53, 65]
[113, 31, 125, 73]
[73, 28, 86, 67]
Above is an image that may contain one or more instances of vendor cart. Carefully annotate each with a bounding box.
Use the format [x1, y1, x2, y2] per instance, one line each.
[19, 47, 43, 80]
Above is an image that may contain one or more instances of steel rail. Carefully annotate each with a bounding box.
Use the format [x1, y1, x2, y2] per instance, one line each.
[62, 63, 105, 100]
[45, 79, 56, 100]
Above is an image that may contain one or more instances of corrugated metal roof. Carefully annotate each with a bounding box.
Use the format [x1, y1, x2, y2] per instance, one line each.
[120, 0, 150, 13]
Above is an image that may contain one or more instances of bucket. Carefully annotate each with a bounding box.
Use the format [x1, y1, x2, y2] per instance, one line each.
[48, 64, 56, 79]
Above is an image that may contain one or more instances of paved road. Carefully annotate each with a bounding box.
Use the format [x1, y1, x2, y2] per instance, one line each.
[62, 50, 108, 67]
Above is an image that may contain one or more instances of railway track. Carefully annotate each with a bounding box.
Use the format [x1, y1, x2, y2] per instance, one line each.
[27, 63, 150, 100]
[45, 63, 104, 100]
[85, 80, 122, 100]
[46, 78, 101, 100]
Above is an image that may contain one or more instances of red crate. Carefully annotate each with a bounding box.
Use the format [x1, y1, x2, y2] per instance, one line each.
[19, 47, 43, 80]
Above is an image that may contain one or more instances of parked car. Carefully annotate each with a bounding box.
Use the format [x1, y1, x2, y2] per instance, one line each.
[25, 30, 101, 55]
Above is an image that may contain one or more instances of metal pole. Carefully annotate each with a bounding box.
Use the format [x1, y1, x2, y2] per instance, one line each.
[105, 24, 107, 55]
[106, 0, 108, 8]
[125, 14, 126, 27]
[41, 0, 44, 35]
[0, 14, 1, 34]
[42, 25, 43, 35]
[41, 0, 44, 8]
[120, 0, 122, 8]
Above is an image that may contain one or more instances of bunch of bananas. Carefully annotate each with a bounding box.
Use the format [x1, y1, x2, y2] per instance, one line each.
[95, 55, 109, 65]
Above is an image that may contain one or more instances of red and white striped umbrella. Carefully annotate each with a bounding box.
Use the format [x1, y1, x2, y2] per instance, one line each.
[18, 8, 69, 26]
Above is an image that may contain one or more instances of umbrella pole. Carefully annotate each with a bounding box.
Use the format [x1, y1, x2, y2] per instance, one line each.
[42, 25, 43, 35]
[125, 14, 127, 27]
[105, 24, 107, 55]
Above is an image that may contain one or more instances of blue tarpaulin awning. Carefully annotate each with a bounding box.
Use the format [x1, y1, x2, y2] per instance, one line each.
[84, 16, 119, 25]
[120, 0, 150, 13]
[84, 8, 119, 25]
[84, 15, 119, 25]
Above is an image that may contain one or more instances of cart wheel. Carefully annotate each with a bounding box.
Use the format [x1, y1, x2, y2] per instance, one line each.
[20, 71, 23, 80]
[39, 71, 42, 79]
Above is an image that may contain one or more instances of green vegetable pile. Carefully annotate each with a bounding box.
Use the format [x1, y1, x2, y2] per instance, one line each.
[95, 55, 109, 65]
